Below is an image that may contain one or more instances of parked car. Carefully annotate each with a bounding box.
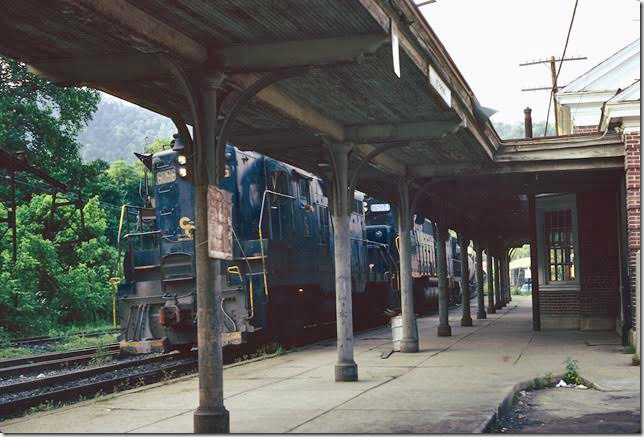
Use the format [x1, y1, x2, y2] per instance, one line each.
[520, 283, 532, 295]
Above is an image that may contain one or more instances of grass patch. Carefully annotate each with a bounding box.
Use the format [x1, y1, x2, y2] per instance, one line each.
[623, 345, 636, 354]
[47, 322, 115, 339]
[525, 372, 555, 391]
[49, 333, 118, 352]
[0, 345, 39, 359]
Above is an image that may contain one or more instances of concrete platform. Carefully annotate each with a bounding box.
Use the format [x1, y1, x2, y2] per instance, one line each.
[1, 296, 639, 433]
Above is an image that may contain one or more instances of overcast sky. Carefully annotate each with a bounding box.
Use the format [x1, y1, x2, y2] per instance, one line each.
[420, 0, 640, 124]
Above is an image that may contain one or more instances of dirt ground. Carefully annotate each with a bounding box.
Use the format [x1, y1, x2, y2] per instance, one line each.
[494, 385, 641, 434]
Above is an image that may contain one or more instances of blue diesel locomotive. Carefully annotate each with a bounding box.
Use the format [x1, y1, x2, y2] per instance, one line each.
[116, 137, 394, 353]
[364, 198, 476, 313]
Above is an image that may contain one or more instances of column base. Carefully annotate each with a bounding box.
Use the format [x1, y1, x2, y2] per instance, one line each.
[194, 406, 230, 434]
[461, 317, 473, 327]
[400, 337, 419, 353]
[335, 361, 358, 381]
[495, 302, 503, 309]
[437, 325, 452, 337]
[488, 306, 496, 314]
[477, 311, 487, 320]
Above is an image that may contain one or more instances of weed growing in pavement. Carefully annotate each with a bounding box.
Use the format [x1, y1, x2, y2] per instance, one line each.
[632, 354, 640, 366]
[161, 369, 177, 382]
[562, 357, 583, 385]
[27, 400, 61, 414]
[544, 372, 554, 385]
[526, 376, 547, 391]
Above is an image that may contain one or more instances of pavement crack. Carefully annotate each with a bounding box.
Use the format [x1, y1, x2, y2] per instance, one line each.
[513, 332, 536, 366]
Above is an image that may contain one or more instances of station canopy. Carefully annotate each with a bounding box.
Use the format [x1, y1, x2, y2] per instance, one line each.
[0, 0, 623, 240]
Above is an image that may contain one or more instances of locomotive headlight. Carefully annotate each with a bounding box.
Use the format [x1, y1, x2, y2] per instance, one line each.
[177, 155, 187, 165]
[178, 167, 188, 177]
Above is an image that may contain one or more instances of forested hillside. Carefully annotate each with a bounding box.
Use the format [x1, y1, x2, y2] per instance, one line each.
[78, 95, 175, 162]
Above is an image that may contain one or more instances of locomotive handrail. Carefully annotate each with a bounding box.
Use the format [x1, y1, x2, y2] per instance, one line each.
[257, 189, 296, 300]
[231, 228, 254, 321]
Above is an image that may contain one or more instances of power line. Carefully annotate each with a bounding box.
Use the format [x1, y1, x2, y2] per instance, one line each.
[543, 0, 580, 136]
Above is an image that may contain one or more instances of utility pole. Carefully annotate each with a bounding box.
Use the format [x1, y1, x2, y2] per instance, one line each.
[520, 55, 586, 135]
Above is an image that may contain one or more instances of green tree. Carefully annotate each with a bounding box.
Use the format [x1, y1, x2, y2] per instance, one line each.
[0, 55, 100, 185]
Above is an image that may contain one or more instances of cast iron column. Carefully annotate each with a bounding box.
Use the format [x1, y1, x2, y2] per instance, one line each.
[528, 194, 541, 330]
[486, 249, 496, 314]
[435, 222, 451, 336]
[193, 79, 230, 433]
[459, 234, 472, 326]
[398, 180, 419, 352]
[504, 250, 510, 302]
[329, 143, 358, 381]
[494, 255, 503, 309]
[474, 242, 486, 319]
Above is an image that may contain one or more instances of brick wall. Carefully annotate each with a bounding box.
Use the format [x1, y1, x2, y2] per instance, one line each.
[539, 289, 579, 314]
[538, 190, 620, 329]
[625, 132, 641, 328]
[573, 125, 599, 134]
[577, 190, 619, 320]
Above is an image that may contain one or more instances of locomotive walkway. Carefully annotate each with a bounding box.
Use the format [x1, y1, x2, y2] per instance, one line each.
[1, 296, 638, 434]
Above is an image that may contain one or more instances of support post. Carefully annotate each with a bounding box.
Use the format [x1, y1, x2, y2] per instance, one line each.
[474, 242, 486, 319]
[494, 255, 503, 309]
[435, 222, 452, 336]
[498, 251, 507, 307]
[398, 179, 419, 352]
[193, 78, 230, 434]
[505, 250, 512, 303]
[10, 170, 17, 265]
[328, 143, 358, 381]
[486, 249, 496, 314]
[459, 234, 472, 326]
[528, 194, 541, 331]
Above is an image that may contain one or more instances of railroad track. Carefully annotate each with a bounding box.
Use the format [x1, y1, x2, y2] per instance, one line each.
[11, 329, 120, 347]
[0, 351, 197, 419]
[0, 344, 121, 378]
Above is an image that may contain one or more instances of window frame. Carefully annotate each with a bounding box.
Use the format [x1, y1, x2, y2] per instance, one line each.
[536, 193, 581, 289]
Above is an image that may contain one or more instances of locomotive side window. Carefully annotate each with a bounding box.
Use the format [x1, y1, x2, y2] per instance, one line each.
[299, 178, 310, 207]
[270, 171, 288, 195]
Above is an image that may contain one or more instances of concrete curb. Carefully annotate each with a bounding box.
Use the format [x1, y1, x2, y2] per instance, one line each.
[475, 373, 565, 433]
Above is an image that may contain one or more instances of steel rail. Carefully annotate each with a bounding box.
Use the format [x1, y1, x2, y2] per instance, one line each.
[1, 352, 186, 396]
[0, 359, 198, 419]
[11, 329, 120, 346]
[0, 346, 121, 378]
[0, 344, 120, 369]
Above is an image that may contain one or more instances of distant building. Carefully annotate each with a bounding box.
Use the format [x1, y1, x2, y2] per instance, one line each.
[556, 39, 639, 135]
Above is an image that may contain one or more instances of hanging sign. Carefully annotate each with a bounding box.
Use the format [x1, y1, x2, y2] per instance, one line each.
[428, 65, 451, 107]
[207, 185, 233, 260]
[391, 20, 400, 78]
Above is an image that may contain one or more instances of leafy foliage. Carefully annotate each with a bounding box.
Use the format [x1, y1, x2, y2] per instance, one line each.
[0, 55, 100, 185]
[493, 120, 556, 140]
[0, 57, 171, 338]
[563, 357, 583, 385]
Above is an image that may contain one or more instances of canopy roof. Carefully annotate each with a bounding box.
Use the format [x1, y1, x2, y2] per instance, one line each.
[0, 0, 625, 241]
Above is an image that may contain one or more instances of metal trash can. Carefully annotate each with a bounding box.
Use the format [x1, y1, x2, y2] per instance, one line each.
[391, 316, 418, 352]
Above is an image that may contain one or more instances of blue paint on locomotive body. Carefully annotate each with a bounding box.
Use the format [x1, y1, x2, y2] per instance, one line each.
[118, 142, 390, 351]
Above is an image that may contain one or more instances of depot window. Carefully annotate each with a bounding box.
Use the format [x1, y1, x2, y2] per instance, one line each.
[536, 193, 580, 287]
